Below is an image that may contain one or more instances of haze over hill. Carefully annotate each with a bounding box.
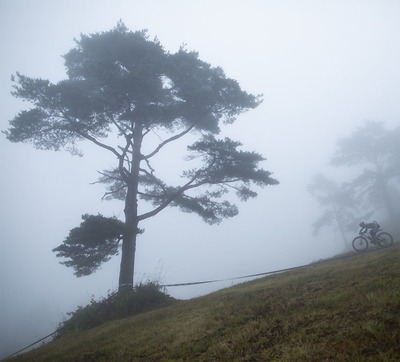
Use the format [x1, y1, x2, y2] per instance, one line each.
[9, 245, 400, 361]
[1, 1, 400, 359]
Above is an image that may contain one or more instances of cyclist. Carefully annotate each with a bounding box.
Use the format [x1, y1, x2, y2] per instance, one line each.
[359, 221, 380, 241]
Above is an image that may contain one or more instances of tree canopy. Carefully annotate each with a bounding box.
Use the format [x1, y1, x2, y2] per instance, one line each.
[331, 121, 400, 218]
[53, 214, 126, 277]
[309, 121, 400, 247]
[308, 174, 371, 246]
[4, 22, 278, 290]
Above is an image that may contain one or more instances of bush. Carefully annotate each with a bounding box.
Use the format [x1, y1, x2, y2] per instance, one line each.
[54, 281, 176, 339]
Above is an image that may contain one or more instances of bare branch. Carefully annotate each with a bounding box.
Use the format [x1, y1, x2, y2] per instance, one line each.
[90, 170, 121, 186]
[139, 168, 167, 191]
[75, 130, 121, 158]
[111, 118, 130, 138]
[143, 158, 155, 174]
[117, 134, 134, 182]
[143, 122, 197, 159]
[138, 172, 208, 221]
[101, 184, 126, 200]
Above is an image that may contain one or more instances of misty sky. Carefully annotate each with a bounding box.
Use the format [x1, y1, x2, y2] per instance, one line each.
[1, 0, 400, 358]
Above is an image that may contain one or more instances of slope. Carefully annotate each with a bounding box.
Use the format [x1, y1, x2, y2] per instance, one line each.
[10, 245, 400, 361]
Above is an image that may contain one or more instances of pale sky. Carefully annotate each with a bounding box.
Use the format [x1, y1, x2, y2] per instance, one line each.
[1, 0, 400, 358]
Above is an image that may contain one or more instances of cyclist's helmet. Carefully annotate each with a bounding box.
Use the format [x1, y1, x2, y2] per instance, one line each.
[359, 221, 365, 227]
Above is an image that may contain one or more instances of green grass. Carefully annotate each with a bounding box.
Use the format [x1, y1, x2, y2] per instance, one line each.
[11, 245, 400, 361]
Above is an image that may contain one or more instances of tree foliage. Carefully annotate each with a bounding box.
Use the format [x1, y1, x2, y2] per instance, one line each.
[4, 22, 278, 288]
[52, 214, 126, 277]
[331, 121, 400, 218]
[308, 174, 371, 245]
[310, 121, 400, 245]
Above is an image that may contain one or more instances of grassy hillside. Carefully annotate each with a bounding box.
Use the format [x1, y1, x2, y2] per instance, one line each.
[11, 245, 400, 361]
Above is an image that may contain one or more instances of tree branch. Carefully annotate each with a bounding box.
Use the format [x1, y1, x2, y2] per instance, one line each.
[101, 185, 126, 200]
[118, 134, 133, 182]
[111, 118, 130, 138]
[143, 122, 197, 159]
[91, 170, 122, 185]
[139, 168, 167, 191]
[75, 130, 121, 159]
[143, 158, 155, 174]
[137, 172, 208, 221]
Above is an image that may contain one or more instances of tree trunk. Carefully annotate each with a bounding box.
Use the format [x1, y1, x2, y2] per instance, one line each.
[333, 205, 348, 249]
[118, 186, 139, 292]
[381, 177, 400, 238]
[118, 231, 137, 292]
[118, 120, 143, 293]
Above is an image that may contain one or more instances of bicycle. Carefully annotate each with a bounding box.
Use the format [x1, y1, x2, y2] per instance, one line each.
[352, 228, 393, 252]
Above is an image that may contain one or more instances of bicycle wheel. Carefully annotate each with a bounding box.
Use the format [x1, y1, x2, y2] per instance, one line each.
[352, 236, 368, 251]
[377, 232, 393, 248]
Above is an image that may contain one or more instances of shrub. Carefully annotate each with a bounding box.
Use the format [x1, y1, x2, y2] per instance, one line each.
[54, 281, 176, 339]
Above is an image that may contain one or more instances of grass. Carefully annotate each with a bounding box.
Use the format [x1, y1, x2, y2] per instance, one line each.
[10, 245, 400, 361]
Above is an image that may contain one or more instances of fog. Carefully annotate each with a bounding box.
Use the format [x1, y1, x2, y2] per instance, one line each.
[1, 0, 400, 358]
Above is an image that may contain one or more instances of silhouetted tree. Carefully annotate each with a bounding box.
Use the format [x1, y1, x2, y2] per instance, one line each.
[308, 174, 371, 248]
[331, 121, 400, 236]
[4, 22, 278, 291]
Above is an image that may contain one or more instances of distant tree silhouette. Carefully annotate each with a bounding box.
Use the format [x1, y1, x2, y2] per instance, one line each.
[308, 174, 371, 248]
[331, 121, 400, 235]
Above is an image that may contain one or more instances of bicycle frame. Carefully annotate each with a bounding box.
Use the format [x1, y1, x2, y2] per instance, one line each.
[358, 228, 382, 241]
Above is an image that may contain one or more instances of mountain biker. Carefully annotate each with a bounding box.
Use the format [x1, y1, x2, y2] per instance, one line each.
[359, 221, 380, 240]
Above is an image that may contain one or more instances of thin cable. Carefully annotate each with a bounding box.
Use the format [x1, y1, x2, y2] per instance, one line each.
[2, 328, 62, 361]
[161, 263, 307, 287]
